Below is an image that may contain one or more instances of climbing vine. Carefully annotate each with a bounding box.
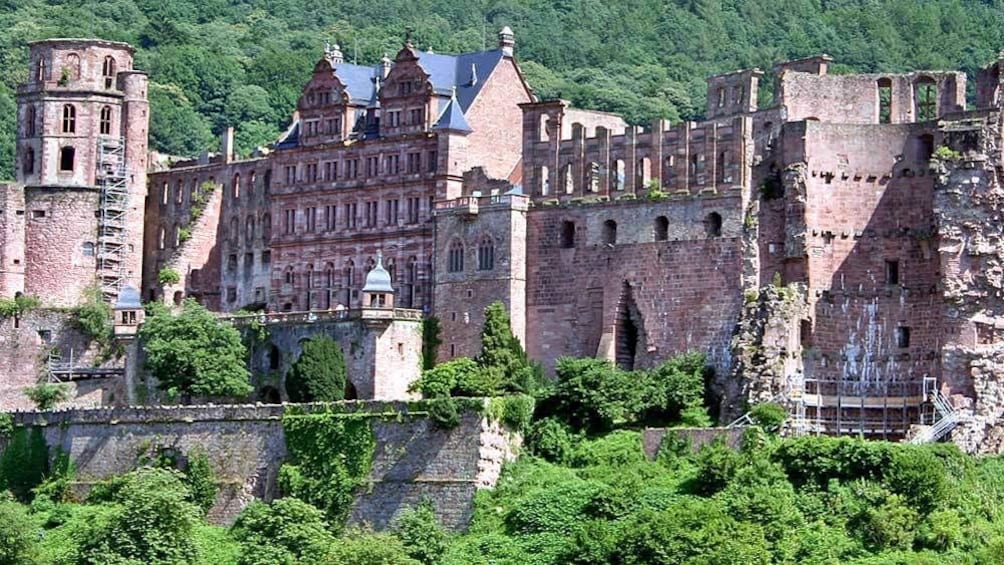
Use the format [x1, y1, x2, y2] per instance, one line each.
[0, 426, 49, 502]
[278, 406, 376, 531]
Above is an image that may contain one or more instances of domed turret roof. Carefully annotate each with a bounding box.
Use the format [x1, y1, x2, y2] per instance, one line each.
[363, 252, 395, 294]
[114, 285, 142, 310]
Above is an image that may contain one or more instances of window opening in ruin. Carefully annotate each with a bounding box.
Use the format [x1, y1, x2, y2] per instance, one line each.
[663, 155, 674, 186]
[245, 215, 255, 244]
[102, 56, 116, 89]
[161, 183, 168, 206]
[478, 237, 495, 270]
[62, 105, 76, 133]
[158, 227, 165, 250]
[268, 345, 280, 370]
[560, 221, 575, 248]
[717, 151, 729, 183]
[82, 242, 94, 256]
[173, 291, 183, 306]
[26, 106, 36, 137]
[539, 165, 550, 195]
[654, 216, 668, 241]
[690, 154, 699, 176]
[59, 146, 75, 172]
[799, 319, 812, 347]
[233, 173, 241, 199]
[885, 260, 900, 285]
[915, 78, 937, 121]
[717, 87, 725, 108]
[563, 164, 574, 194]
[877, 78, 892, 124]
[705, 212, 722, 237]
[735, 85, 745, 105]
[603, 220, 617, 245]
[637, 157, 651, 186]
[616, 282, 641, 371]
[173, 224, 181, 247]
[919, 134, 934, 161]
[37, 329, 51, 344]
[22, 148, 34, 175]
[31, 210, 44, 219]
[259, 386, 280, 404]
[587, 162, 600, 193]
[344, 381, 358, 400]
[262, 214, 272, 241]
[614, 160, 625, 190]
[36, 59, 45, 82]
[227, 254, 237, 272]
[539, 115, 550, 142]
[261, 251, 271, 266]
[99, 106, 112, 135]
[64, 53, 80, 82]
[896, 326, 911, 348]
[448, 241, 465, 272]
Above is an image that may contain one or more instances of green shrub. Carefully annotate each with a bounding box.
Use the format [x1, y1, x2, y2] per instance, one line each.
[549, 357, 638, 434]
[410, 358, 480, 399]
[526, 417, 578, 464]
[74, 285, 113, 345]
[504, 479, 602, 535]
[692, 438, 742, 495]
[231, 497, 335, 564]
[749, 402, 787, 432]
[24, 383, 70, 410]
[421, 317, 441, 371]
[392, 501, 450, 565]
[285, 335, 347, 402]
[0, 295, 40, 318]
[325, 530, 420, 565]
[428, 397, 460, 429]
[0, 496, 39, 565]
[158, 268, 181, 286]
[570, 431, 645, 469]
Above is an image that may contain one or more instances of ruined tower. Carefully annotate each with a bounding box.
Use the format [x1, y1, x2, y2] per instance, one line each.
[13, 39, 149, 305]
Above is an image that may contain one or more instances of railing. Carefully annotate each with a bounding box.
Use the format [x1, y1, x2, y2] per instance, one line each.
[224, 307, 423, 327]
[909, 390, 960, 444]
[434, 193, 529, 213]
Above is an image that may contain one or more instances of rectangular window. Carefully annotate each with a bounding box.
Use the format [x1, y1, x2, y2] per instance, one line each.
[347, 159, 359, 179]
[31, 210, 45, 219]
[366, 156, 380, 177]
[244, 252, 254, 276]
[261, 250, 271, 266]
[345, 203, 358, 228]
[885, 260, 900, 285]
[285, 166, 296, 185]
[227, 254, 237, 272]
[283, 209, 295, 234]
[325, 161, 338, 181]
[386, 154, 400, 175]
[407, 197, 420, 224]
[306, 163, 318, 182]
[325, 205, 336, 231]
[365, 201, 378, 227]
[409, 108, 424, 125]
[305, 206, 317, 232]
[407, 152, 421, 174]
[428, 150, 438, 172]
[388, 111, 401, 127]
[385, 199, 399, 225]
[896, 327, 911, 348]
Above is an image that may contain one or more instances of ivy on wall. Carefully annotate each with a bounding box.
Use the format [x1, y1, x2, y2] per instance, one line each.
[278, 406, 376, 531]
[0, 426, 49, 501]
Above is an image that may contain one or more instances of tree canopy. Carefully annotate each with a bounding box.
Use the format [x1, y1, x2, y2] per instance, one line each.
[140, 299, 252, 400]
[1, 0, 1003, 177]
[285, 335, 347, 403]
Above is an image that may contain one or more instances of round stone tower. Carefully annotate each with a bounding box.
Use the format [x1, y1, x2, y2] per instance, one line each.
[15, 39, 149, 306]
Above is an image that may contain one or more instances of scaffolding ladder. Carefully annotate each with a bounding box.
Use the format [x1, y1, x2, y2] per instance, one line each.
[96, 136, 128, 303]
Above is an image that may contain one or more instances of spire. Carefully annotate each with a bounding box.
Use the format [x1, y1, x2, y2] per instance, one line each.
[433, 87, 472, 134]
[499, 26, 515, 57]
[380, 53, 392, 79]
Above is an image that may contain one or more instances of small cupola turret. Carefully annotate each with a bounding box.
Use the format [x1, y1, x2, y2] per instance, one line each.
[499, 26, 515, 57]
[362, 252, 395, 309]
[113, 285, 145, 338]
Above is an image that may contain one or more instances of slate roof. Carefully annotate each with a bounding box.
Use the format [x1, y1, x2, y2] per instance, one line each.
[433, 93, 473, 133]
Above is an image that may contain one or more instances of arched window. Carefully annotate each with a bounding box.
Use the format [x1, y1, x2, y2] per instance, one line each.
[26, 106, 36, 137]
[59, 147, 75, 172]
[173, 224, 181, 247]
[63, 53, 80, 82]
[563, 163, 574, 194]
[637, 157, 651, 186]
[158, 227, 166, 250]
[261, 213, 272, 242]
[614, 159, 625, 190]
[175, 180, 183, 204]
[540, 165, 550, 195]
[264, 170, 272, 194]
[654, 216, 668, 241]
[325, 263, 335, 288]
[62, 105, 76, 133]
[99, 106, 112, 136]
[603, 220, 617, 245]
[448, 241, 464, 273]
[229, 217, 239, 245]
[245, 215, 255, 244]
[22, 148, 34, 175]
[232, 173, 241, 199]
[915, 77, 938, 121]
[102, 56, 116, 89]
[305, 264, 315, 289]
[344, 259, 356, 304]
[249, 172, 257, 196]
[282, 266, 294, 285]
[478, 237, 495, 270]
[705, 212, 722, 237]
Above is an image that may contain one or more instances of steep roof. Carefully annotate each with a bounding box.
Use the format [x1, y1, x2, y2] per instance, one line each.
[432, 92, 473, 133]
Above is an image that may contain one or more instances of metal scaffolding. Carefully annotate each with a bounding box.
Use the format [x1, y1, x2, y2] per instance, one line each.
[96, 136, 128, 302]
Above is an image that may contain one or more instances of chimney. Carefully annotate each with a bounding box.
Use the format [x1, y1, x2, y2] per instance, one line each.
[221, 127, 234, 163]
[381, 54, 392, 79]
[499, 26, 515, 57]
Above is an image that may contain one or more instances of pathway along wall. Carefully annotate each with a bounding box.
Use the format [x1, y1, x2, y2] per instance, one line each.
[4, 401, 520, 530]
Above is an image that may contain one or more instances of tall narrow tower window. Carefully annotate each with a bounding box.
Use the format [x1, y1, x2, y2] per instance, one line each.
[26, 106, 36, 137]
[22, 148, 34, 175]
[99, 106, 112, 135]
[59, 147, 75, 172]
[36, 59, 45, 82]
[102, 56, 116, 89]
[62, 105, 76, 133]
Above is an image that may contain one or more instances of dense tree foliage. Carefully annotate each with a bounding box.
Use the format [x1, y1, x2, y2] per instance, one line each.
[285, 335, 347, 403]
[140, 300, 252, 401]
[1, 0, 1003, 177]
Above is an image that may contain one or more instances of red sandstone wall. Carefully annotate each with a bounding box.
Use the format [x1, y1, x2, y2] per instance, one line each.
[464, 58, 534, 180]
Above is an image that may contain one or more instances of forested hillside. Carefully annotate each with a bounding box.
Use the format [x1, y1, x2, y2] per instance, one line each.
[2, 0, 1004, 178]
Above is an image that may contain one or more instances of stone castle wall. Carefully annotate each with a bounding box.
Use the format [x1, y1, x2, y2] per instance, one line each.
[8, 401, 519, 529]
